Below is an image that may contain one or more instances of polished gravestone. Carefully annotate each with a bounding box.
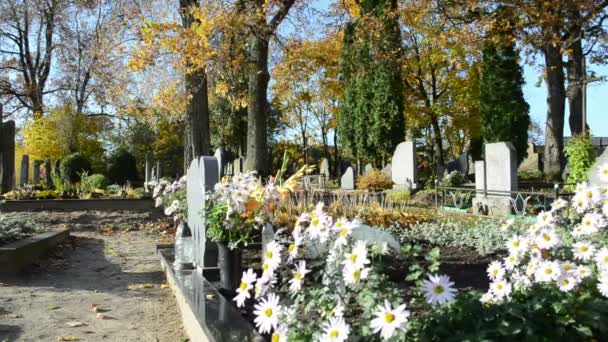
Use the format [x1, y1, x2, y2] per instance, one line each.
[341, 166, 355, 190]
[392, 141, 417, 190]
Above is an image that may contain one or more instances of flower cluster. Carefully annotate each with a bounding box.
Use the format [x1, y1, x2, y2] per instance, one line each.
[481, 164, 608, 304]
[234, 203, 457, 340]
[148, 176, 187, 222]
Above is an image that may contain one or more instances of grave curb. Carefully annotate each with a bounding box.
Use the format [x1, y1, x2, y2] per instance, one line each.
[0, 228, 70, 273]
[157, 246, 263, 342]
[0, 198, 156, 212]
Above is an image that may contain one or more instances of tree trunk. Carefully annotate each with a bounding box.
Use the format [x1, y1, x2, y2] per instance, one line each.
[542, 43, 566, 180]
[430, 113, 445, 177]
[180, 0, 210, 167]
[567, 36, 585, 136]
[333, 130, 339, 179]
[244, 33, 270, 175]
[184, 68, 210, 161]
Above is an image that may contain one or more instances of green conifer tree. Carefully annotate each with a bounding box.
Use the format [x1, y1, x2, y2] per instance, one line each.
[339, 0, 404, 162]
[479, 40, 530, 164]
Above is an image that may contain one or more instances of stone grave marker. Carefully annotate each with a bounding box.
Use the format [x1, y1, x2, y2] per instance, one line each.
[319, 158, 330, 180]
[20, 155, 29, 186]
[447, 152, 470, 175]
[474, 161, 486, 193]
[187, 156, 219, 269]
[391, 141, 417, 190]
[0, 119, 16, 193]
[214, 148, 223, 178]
[381, 163, 392, 178]
[33, 160, 42, 185]
[364, 163, 374, 175]
[473, 142, 517, 215]
[589, 147, 608, 186]
[45, 159, 52, 188]
[518, 144, 541, 173]
[341, 166, 355, 190]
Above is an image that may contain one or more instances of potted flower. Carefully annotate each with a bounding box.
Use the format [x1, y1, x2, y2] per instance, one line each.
[205, 166, 313, 291]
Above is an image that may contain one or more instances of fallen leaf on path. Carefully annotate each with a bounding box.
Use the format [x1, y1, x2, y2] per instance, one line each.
[57, 336, 81, 341]
[127, 284, 154, 290]
[160, 284, 169, 289]
[96, 313, 114, 320]
[48, 305, 61, 310]
[66, 321, 85, 327]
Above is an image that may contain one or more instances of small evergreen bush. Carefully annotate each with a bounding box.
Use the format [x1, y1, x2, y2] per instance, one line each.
[60, 153, 92, 183]
[107, 148, 138, 185]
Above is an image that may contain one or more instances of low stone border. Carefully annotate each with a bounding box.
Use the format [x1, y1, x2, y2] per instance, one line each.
[158, 246, 262, 342]
[0, 228, 70, 273]
[0, 198, 155, 212]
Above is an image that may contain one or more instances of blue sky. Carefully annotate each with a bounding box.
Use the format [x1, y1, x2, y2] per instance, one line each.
[523, 64, 608, 138]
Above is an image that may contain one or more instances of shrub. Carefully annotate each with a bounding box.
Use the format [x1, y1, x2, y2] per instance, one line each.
[564, 133, 594, 187]
[87, 174, 109, 190]
[35, 190, 58, 199]
[107, 148, 138, 185]
[441, 170, 467, 187]
[356, 170, 392, 191]
[60, 153, 92, 183]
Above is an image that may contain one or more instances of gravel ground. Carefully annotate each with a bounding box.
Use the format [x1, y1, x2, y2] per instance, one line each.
[0, 211, 185, 342]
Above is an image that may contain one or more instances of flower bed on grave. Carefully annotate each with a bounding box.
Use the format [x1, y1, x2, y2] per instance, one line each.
[0, 215, 50, 246]
[206, 163, 608, 340]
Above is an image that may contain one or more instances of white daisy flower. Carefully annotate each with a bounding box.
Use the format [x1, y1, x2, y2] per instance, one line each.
[535, 228, 560, 250]
[370, 300, 410, 340]
[598, 274, 608, 297]
[234, 268, 257, 307]
[253, 293, 281, 334]
[598, 163, 608, 183]
[490, 279, 512, 298]
[332, 218, 353, 246]
[287, 235, 303, 263]
[595, 247, 608, 270]
[551, 198, 568, 212]
[487, 261, 505, 280]
[504, 254, 520, 270]
[528, 224, 540, 234]
[480, 291, 497, 305]
[320, 317, 350, 342]
[270, 324, 288, 342]
[263, 241, 283, 270]
[343, 265, 370, 286]
[342, 240, 370, 269]
[575, 265, 592, 279]
[288, 260, 310, 293]
[572, 194, 591, 214]
[332, 302, 345, 318]
[573, 241, 596, 261]
[580, 213, 600, 235]
[535, 261, 561, 283]
[506, 235, 527, 255]
[536, 211, 555, 227]
[421, 274, 457, 306]
[557, 275, 578, 292]
[581, 185, 602, 205]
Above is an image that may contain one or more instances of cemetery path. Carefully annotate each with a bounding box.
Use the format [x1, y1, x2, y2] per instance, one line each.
[0, 211, 184, 342]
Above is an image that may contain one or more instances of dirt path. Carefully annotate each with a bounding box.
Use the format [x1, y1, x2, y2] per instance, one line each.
[0, 211, 184, 342]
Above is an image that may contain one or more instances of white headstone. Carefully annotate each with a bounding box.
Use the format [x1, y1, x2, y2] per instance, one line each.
[341, 167, 355, 190]
[486, 142, 517, 192]
[187, 156, 219, 269]
[319, 158, 330, 179]
[475, 161, 486, 192]
[364, 163, 373, 175]
[391, 141, 417, 190]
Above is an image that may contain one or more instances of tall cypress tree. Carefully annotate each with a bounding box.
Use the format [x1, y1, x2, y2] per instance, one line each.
[339, 0, 404, 162]
[479, 40, 530, 164]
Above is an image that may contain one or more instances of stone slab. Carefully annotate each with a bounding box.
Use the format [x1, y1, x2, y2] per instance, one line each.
[340, 166, 355, 190]
[0, 198, 156, 212]
[485, 142, 517, 192]
[0, 228, 70, 273]
[158, 247, 263, 342]
[391, 141, 417, 190]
